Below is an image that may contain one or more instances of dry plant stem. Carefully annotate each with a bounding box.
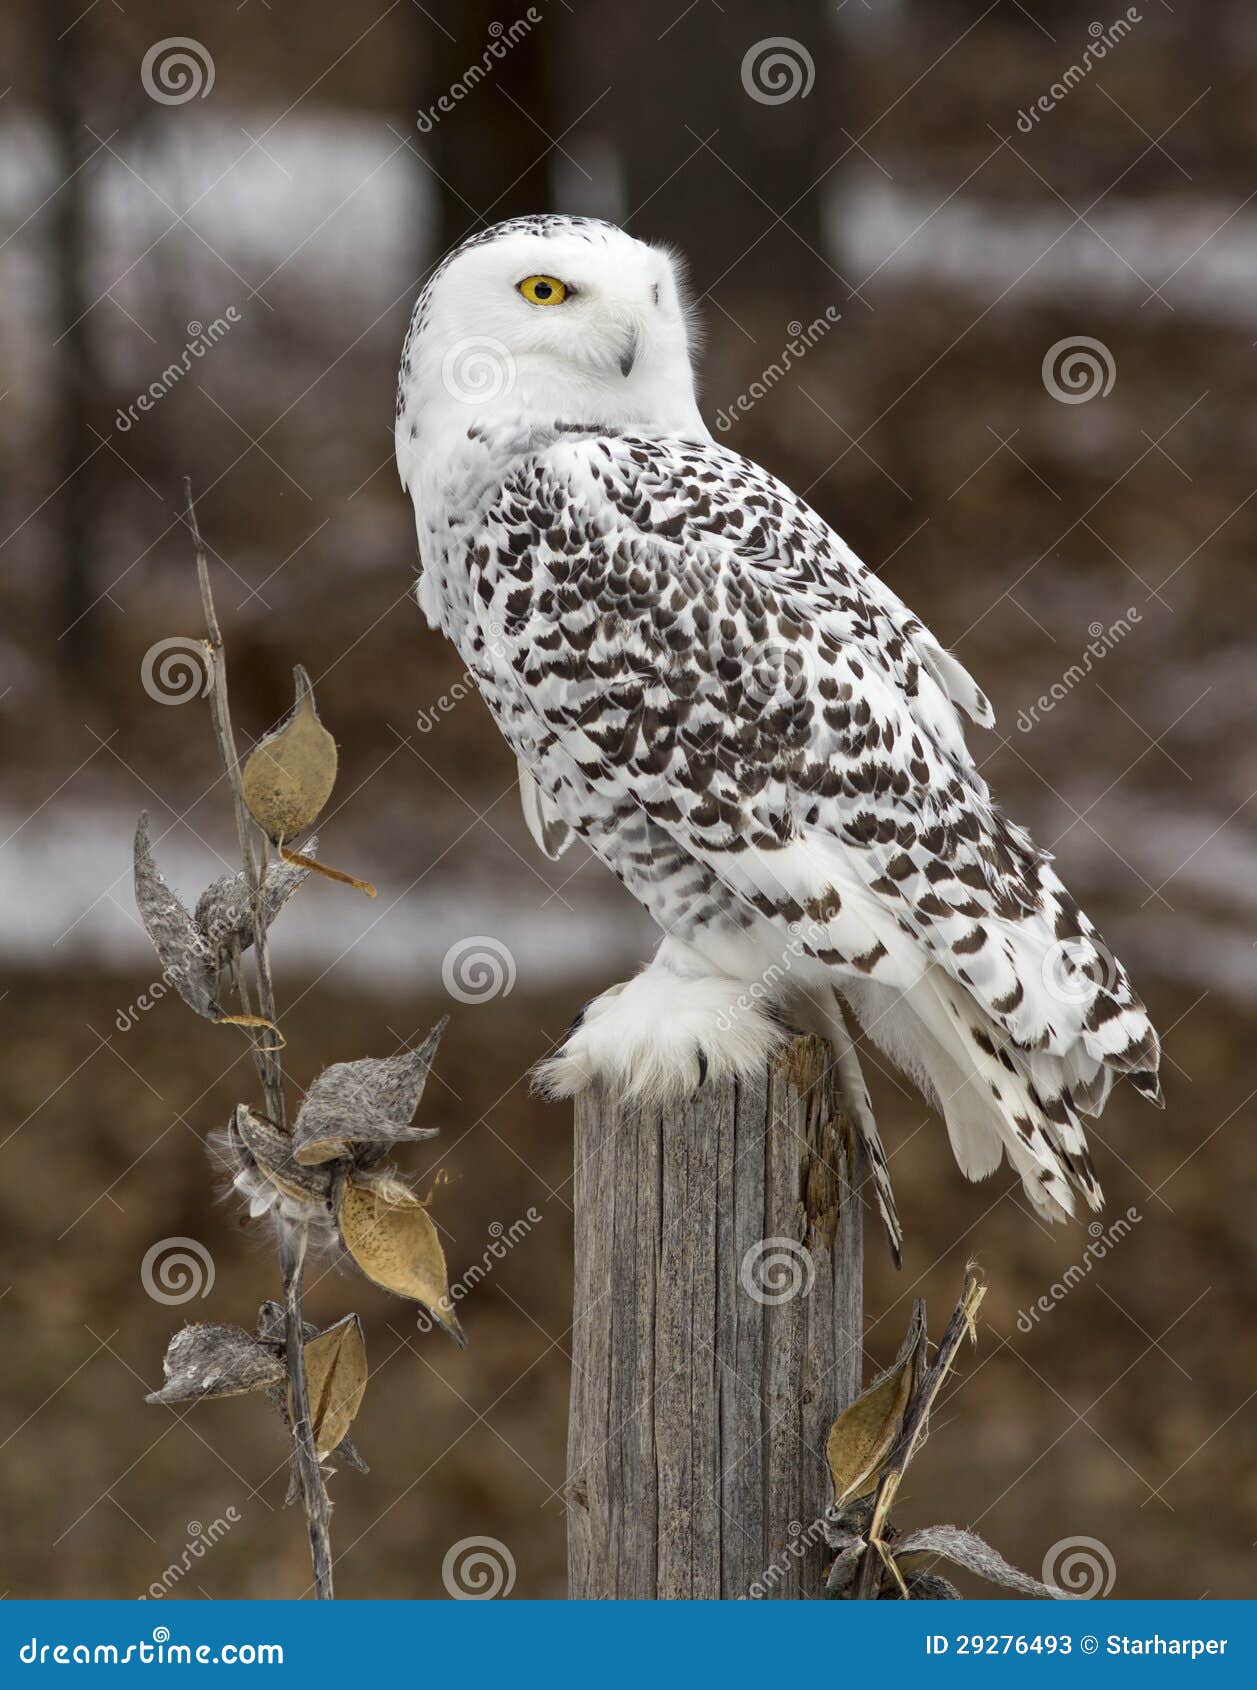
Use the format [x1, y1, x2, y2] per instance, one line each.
[229, 941, 270, 1102]
[279, 1220, 335, 1601]
[851, 1470, 900, 1600]
[850, 1272, 986, 1600]
[185, 479, 334, 1600]
[185, 477, 284, 1128]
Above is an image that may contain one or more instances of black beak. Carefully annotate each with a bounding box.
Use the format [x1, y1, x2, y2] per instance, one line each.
[619, 326, 639, 378]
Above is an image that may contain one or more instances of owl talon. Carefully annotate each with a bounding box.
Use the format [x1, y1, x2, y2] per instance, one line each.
[695, 1046, 708, 1089]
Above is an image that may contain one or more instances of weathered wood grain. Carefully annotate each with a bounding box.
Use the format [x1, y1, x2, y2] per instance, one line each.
[566, 1036, 863, 1599]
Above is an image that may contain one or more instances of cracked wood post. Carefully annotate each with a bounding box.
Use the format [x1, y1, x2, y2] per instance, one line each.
[566, 1034, 863, 1599]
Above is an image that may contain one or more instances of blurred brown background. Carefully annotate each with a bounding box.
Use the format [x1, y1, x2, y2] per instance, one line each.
[2, 0, 1255, 1600]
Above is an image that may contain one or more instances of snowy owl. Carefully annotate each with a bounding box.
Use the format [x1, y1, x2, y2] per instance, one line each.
[395, 215, 1161, 1252]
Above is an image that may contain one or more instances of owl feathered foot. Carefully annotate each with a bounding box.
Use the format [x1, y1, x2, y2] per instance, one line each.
[532, 956, 787, 1108]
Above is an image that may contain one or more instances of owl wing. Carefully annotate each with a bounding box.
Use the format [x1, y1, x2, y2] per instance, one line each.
[479, 430, 1159, 1216]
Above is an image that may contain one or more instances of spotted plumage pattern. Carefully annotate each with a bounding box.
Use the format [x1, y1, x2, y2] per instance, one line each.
[396, 217, 1161, 1252]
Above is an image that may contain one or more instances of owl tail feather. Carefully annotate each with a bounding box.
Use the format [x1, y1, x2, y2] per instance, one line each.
[829, 1031, 903, 1267]
[838, 969, 1104, 1226]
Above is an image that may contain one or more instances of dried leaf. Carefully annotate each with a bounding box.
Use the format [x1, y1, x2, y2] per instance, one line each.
[230, 1105, 336, 1206]
[255, 1300, 292, 1348]
[826, 1301, 925, 1506]
[254, 1303, 371, 1475]
[823, 1495, 873, 1549]
[825, 1373, 912, 1505]
[133, 813, 220, 1020]
[133, 817, 281, 1042]
[901, 1570, 962, 1600]
[147, 1322, 284, 1405]
[194, 844, 315, 968]
[298, 1314, 367, 1460]
[242, 666, 337, 845]
[292, 1021, 446, 1167]
[895, 1524, 1059, 1598]
[338, 1177, 464, 1344]
[825, 1541, 866, 1597]
[331, 1434, 369, 1475]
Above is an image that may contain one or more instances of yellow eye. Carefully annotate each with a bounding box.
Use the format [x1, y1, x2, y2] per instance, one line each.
[517, 274, 568, 306]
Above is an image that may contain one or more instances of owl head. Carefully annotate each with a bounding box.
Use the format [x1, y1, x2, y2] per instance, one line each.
[396, 216, 704, 448]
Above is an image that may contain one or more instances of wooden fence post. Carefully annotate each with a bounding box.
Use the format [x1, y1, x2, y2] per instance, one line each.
[566, 1035, 863, 1599]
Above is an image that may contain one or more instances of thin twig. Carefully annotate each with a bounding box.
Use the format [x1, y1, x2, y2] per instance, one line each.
[185, 477, 284, 1128]
[229, 941, 269, 1100]
[279, 1220, 335, 1600]
[185, 479, 334, 1600]
[851, 1268, 987, 1599]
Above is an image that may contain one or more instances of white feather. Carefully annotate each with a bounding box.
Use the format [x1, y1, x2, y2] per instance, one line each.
[517, 760, 574, 860]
